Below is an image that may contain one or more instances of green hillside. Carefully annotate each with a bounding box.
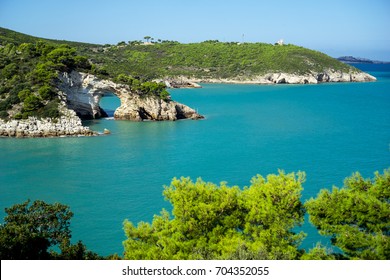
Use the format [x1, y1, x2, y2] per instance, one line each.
[86, 40, 354, 80]
[1, 27, 357, 81]
[0, 27, 99, 48]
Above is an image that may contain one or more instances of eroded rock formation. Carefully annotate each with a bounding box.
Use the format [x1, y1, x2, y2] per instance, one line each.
[58, 71, 204, 121]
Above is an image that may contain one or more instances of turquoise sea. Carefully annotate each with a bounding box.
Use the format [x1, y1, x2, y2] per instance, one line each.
[1, 64, 389, 256]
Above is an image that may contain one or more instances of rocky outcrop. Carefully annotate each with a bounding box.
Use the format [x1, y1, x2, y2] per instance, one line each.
[58, 71, 111, 119]
[315, 70, 376, 83]
[161, 79, 202, 88]
[114, 94, 202, 121]
[58, 71, 204, 121]
[0, 104, 95, 137]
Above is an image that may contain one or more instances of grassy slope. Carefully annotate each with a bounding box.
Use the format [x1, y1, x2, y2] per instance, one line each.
[1, 27, 357, 81]
[83, 42, 356, 80]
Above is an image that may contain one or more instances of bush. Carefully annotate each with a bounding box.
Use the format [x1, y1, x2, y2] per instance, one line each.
[38, 99, 60, 118]
[23, 95, 42, 112]
[38, 85, 55, 100]
[1, 62, 18, 79]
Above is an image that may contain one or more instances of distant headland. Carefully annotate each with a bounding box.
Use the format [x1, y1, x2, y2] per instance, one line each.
[337, 56, 390, 64]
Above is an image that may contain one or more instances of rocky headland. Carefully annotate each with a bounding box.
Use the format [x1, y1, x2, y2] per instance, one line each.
[0, 71, 204, 138]
[337, 56, 390, 64]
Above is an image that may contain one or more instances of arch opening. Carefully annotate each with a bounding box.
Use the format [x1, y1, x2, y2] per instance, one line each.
[99, 92, 121, 118]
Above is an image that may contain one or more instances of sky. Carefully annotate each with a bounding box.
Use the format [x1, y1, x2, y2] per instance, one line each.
[0, 0, 389, 60]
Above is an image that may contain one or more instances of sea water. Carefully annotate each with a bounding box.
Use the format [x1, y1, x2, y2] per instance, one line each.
[1, 64, 389, 256]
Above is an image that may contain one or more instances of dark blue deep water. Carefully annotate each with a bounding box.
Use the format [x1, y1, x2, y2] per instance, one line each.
[1, 64, 389, 256]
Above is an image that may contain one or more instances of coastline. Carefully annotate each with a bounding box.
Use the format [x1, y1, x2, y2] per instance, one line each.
[0, 69, 376, 138]
[164, 70, 376, 88]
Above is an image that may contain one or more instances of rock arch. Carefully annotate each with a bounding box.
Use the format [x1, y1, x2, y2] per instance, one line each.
[58, 71, 203, 121]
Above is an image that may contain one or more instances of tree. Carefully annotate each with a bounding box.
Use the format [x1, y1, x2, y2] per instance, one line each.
[0, 200, 72, 259]
[1, 62, 18, 79]
[123, 171, 306, 260]
[22, 94, 43, 112]
[144, 36, 151, 43]
[305, 169, 390, 260]
[0, 200, 101, 259]
[300, 243, 336, 260]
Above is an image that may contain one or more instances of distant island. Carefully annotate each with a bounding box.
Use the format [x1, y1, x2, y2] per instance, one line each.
[337, 56, 390, 64]
[0, 27, 377, 137]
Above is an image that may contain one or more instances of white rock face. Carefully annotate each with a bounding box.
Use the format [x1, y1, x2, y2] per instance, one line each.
[178, 69, 376, 85]
[58, 71, 203, 121]
[0, 103, 95, 137]
[113, 89, 202, 121]
[58, 71, 112, 119]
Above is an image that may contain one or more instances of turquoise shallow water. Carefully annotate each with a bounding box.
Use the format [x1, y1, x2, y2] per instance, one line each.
[1, 64, 389, 256]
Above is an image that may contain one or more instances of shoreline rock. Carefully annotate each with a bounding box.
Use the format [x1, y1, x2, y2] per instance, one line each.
[166, 69, 376, 85]
[113, 94, 203, 121]
[0, 109, 96, 138]
[162, 79, 202, 89]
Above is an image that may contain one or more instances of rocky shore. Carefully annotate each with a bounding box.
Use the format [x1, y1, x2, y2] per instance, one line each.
[0, 105, 95, 138]
[167, 69, 376, 85]
[113, 93, 203, 121]
[162, 79, 202, 88]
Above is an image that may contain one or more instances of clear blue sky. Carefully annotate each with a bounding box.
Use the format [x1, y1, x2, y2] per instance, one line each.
[1, 0, 389, 60]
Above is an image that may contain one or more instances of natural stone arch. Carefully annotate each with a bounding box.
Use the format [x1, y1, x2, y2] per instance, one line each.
[57, 71, 203, 121]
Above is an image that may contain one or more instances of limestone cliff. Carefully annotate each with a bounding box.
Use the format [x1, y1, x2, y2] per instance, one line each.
[168, 69, 376, 85]
[58, 71, 204, 121]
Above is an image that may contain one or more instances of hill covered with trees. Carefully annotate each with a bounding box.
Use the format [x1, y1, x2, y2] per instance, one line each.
[1, 26, 364, 82]
[86, 39, 355, 81]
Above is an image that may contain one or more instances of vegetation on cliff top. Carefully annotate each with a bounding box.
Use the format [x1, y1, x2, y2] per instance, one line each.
[0, 40, 93, 120]
[88, 40, 354, 80]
